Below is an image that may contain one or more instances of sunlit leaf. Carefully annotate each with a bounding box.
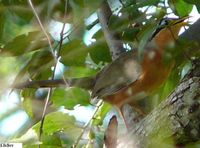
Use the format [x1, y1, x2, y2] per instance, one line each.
[0, 57, 21, 89]
[12, 129, 39, 145]
[33, 112, 81, 136]
[39, 134, 62, 148]
[51, 87, 90, 109]
[92, 102, 111, 126]
[168, 0, 193, 17]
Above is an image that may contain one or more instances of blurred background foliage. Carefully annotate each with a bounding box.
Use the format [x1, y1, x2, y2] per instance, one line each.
[0, 0, 200, 147]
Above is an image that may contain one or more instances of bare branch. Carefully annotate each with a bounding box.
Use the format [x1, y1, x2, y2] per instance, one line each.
[12, 77, 95, 90]
[97, 1, 125, 60]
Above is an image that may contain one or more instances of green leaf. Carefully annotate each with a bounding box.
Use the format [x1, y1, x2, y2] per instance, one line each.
[152, 67, 181, 105]
[23, 134, 63, 148]
[33, 112, 81, 136]
[124, 0, 137, 6]
[12, 128, 39, 146]
[83, 0, 103, 8]
[92, 102, 111, 126]
[122, 27, 140, 42]
[51, 88, 90, 109]
[0, 10, 5, 41]
[168, 0, 193, 17]
[137, 22, 158, 58]
[7, 4, 33, 22]
[71, 0, 103, 18]
[183, 0, 200, 5]
[183, 0, 200, 13]
[0, 31, 51, 56]
[21, 89, 36, 118]
[108, 15, 129, 32]
[12, 50, 54, 85]
[88, 42, 111, 64]
[0, 0, 40, 5]
[39, 134, 62, 148]
[136, 0, 160, 7]
[60, 40, 89, 66]
[11, 56, 31, 86]
[64, 66, 97, 78]
[21, 89, 53, 121]
[27, 50, 54, 80]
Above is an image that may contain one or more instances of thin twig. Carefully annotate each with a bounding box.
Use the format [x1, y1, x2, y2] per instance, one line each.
[72, 100, 103, 148]
[27, 0, 53, 52]
[27, 0, 69, 146]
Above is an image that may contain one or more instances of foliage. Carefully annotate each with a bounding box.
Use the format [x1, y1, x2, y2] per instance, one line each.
[0, 0, 199, 147]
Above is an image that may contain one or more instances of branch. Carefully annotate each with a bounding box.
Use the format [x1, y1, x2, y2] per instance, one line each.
[119, 59, 200, 147]
[97, 0, 125, 60]
[12, 77, 95, 90]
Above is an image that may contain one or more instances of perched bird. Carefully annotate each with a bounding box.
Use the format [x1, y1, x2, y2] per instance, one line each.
[91, 17, 188, 108]
[13, 17, 188, 112]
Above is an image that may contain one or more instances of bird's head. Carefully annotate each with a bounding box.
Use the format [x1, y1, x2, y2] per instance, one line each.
[153, 16, 189, 49]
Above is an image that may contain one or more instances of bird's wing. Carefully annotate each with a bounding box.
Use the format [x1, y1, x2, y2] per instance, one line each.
[91, 51, 142, 98]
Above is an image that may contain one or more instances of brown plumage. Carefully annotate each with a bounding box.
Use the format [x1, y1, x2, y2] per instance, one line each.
[92, 17, 188, 108]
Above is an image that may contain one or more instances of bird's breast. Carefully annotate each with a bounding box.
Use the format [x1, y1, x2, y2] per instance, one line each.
[103, 49, 173, 107]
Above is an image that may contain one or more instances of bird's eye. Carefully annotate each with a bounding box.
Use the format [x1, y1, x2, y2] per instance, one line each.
[159, 19, 169, 26]
[164, 20, 169, 25]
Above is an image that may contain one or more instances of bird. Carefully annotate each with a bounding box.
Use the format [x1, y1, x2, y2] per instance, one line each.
[12, 17, 188, 112]
[91, 16, 189, 109]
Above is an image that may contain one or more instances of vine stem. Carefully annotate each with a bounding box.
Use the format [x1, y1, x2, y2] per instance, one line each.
[73, 100, 103, 148]
[27, 0, 68, 147]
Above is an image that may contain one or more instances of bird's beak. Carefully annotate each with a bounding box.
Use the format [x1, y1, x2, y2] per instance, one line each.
[173, 16, 190, 27]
